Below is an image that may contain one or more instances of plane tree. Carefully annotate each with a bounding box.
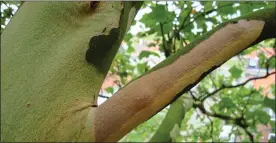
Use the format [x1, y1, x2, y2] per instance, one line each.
[1, 1, 275, 142]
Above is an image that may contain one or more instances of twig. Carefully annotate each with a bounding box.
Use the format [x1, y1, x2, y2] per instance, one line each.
[244, 127, 254, 143]
[200, 71, 275, 101]
[159, 22, 170, 57]
[189, 90, 198, 101]
[99, 94, 110, 99]
[195, 102, 253, 142]
[207, 116, 214, 142]
[1, 1, 14, 16]
[196, 102, 234, 121]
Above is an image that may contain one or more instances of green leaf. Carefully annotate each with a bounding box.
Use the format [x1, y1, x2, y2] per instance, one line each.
[219, 97, 236, 109]
[239, 3, 253, 15]
[124, 33, 133, 42]
[178, 5, 192, 24]
[138, 51, 159, 59]
[162, 22, 173, 34]
[263, 97, 276, 112]
[217, 1, 234, 8]
[137, 63, 146, 73]
[228, 66, 243, 79]
[255, 110, 271, 125]
[127, 46, 135, 53]
[268, 57, 275, 68]
[203, 1, 214, 12]
[105, 87, 114, 94]
[140, 13, 157, 28]
[127, 134, 142, 142]
[153, 5, 169, 23]
[258, 53, 267, 68]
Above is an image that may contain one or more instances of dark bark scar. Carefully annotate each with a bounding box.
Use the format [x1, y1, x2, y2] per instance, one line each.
[90, 1, 100, 10]
[85, 28, 120, 69]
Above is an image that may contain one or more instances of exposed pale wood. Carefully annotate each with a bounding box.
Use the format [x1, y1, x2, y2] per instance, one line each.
[95, 20, 265, 142]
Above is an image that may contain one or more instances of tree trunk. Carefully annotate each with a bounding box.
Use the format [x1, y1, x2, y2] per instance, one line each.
[1, 1, 142, 142]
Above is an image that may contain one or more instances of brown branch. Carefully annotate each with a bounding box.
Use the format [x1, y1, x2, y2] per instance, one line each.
[195, 103, 234, 121]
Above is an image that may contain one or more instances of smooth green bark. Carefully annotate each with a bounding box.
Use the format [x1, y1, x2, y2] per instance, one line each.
[1, 2, 142, 142]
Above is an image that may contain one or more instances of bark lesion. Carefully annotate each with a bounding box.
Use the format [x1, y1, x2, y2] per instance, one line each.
[85, 28, 120, 72]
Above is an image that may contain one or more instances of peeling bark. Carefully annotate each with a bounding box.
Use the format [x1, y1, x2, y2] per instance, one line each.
[95, 8, 275, 142]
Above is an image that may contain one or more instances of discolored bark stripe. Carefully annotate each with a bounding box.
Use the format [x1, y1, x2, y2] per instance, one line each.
[95, 20, 265, 142]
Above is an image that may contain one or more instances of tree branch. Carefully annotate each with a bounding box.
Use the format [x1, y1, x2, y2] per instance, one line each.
[95, 9, 276, 142]
[200, 57, 276, 101]
[194, 102, 254, 142]
[159, 22, 170, 58]
[244, 127, 254, 143]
